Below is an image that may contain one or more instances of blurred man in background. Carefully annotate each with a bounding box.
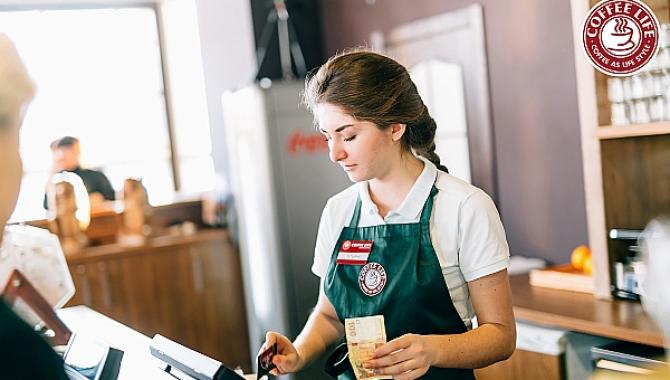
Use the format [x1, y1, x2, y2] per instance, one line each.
[44, 135, 115, 209]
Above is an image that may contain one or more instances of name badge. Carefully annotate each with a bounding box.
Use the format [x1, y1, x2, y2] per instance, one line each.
[336, 240, 374, 265]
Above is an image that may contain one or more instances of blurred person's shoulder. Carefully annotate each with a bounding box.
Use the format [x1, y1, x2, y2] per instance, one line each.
[0, 300, 68, 380]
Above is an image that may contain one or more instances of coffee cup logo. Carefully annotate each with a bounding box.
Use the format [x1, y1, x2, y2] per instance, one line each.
[603, 17, 638, 55]
[583, 0, 659, 76]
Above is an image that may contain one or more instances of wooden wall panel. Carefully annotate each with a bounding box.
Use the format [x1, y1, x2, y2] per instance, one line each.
[63, 230, 251, 372]
[601, 135, 670, 230]
[601, 134, 670, 286]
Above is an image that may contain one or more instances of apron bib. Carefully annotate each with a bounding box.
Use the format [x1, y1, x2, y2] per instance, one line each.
[324, 186, 475, 380]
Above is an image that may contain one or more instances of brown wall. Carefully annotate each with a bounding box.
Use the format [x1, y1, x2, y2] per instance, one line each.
[320, 0, 588, 264]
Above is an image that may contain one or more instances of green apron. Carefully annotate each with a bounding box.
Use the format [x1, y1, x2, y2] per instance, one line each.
[324, 186, 475, 380]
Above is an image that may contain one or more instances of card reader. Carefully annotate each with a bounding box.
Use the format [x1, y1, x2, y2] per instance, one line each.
[150, 334, 244, 380]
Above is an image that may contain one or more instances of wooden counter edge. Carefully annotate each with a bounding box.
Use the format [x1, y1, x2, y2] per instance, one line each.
[513, 306, 665, 347]
[510, 274, 665, 348]
[64, 228, 231, 263]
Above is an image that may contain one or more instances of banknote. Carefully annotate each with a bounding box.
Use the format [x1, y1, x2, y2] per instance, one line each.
[345, 315, 392, 380]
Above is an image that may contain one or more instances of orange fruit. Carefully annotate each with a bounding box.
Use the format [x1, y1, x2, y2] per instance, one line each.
[583, 257, 593, 276]
[571, 245, 591, 270]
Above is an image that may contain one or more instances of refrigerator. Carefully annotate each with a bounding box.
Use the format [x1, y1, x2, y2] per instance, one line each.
[222, 81, 350, 380]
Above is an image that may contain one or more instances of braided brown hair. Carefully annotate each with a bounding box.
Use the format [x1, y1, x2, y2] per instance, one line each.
[303, 49, 448, 173]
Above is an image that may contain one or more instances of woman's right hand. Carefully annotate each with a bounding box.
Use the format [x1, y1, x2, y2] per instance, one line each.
[260, 331, 304, 376]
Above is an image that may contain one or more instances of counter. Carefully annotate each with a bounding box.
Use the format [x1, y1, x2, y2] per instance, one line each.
[510, 274, 663, 347]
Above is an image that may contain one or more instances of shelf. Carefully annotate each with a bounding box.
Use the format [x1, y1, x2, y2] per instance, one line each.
[598, 122, 670, 140]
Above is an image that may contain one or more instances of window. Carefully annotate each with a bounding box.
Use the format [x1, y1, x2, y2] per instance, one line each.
[1, 5, 215, 222]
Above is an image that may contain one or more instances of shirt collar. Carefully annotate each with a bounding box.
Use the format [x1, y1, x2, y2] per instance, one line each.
[358, 156, 437, 219]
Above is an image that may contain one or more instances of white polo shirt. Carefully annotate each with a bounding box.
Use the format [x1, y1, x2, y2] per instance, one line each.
[312, 157, 510, 328]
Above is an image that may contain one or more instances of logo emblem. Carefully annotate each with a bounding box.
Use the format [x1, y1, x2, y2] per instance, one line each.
[358, 262, 387, 296]
[582, 0, 659, 76]
[342, 240, 351, 250]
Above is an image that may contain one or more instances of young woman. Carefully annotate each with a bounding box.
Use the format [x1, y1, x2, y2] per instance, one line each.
[262, 50, 515, 380]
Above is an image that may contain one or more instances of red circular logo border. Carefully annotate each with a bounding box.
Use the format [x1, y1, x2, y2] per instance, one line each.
[582, 0, 659, 76]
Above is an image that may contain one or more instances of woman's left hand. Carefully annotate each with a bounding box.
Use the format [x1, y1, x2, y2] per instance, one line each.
[363, 333, 433, 380]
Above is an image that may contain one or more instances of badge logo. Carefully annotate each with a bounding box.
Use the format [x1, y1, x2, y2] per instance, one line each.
[582, 0, 659, 76]
[358, 262, 387, 296]
[342, 240, 351, 250]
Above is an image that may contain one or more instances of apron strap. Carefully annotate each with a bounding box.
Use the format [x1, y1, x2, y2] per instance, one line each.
[348, 196, 363, 228]
[419, 186, 439, 225]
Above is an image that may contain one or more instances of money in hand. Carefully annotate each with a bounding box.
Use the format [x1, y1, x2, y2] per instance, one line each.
[345, 315, 392, 380]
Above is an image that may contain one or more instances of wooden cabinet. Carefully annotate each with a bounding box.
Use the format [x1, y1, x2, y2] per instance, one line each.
[475, 349, 565, 380]
[65, 229, 251, 372]
[571, 0, 670, 299]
